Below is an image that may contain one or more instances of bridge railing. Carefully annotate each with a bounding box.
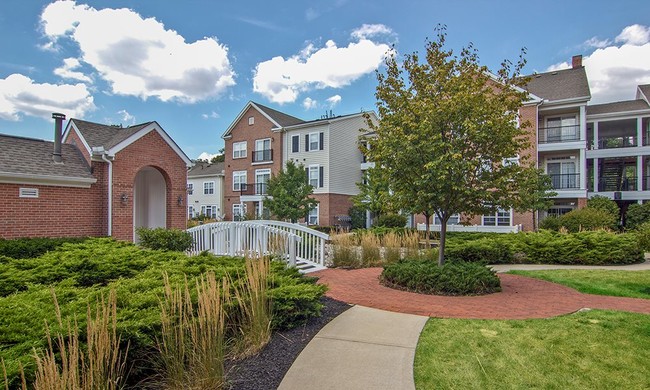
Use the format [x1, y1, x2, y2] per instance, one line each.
[187, 221, 329, 268]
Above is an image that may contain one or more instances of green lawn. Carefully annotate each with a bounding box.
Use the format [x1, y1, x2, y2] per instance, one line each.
[508, 269, 650, 299]
[415, 310, 650, 389]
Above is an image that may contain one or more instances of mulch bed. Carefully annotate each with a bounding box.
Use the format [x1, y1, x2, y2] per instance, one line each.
[225, 297, 351, 390]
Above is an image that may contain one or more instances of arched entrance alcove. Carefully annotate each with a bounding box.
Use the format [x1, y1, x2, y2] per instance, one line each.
[133, 166, 167, 240]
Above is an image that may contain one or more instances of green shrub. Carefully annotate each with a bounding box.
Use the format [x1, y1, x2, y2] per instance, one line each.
[375, 214, 407, 228]
[587, 195, 620, 217]
[136, 227, 193, 252]
[634, 221, 650, 252]
[445, 238, 513, 264]
[381, 260, 501, 296]
[556, 208, 618, 232]
[0, 237, 87, 259]
[348, 206, 366, 230]
[625, 203, 650, 230]
[539, 216, 562, 231]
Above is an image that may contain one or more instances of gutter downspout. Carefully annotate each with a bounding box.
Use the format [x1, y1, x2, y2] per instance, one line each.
[100, 153, 113, 236]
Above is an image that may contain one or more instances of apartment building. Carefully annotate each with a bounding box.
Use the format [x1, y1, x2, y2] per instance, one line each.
[222, 101, 377, 225]
[187, 161, 225, 220]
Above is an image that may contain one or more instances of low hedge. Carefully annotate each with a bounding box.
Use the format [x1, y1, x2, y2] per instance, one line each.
[443, 230, 643, 265]
[381, 260, 501, 296]
[0, 237, 88, 259]
[0, 238, 326, 387]
[136, 227, 193, 252]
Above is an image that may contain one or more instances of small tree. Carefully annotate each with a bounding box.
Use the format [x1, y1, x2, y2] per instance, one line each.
[352, 167, 395, 224]
[264, 160, 318, 223]
[366, 26, 542, 266]
[514, 169, 556, 231]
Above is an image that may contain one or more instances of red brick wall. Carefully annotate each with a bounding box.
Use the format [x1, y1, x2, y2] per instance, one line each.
[0, 161, 108, 239]
[224, 106, 284, 220]
[310, 193, 353, 226]
[64, 127, 91, 165]
[111, 130, 188, 241]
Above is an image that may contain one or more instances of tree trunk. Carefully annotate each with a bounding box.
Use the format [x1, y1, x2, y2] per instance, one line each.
[424, 212, 431, 250]
[438, 218, 447, 267]
[532, 210, 538, 232]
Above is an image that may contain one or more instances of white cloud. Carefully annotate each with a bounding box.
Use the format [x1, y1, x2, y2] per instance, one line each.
[40, 0, 236, 103]
[253, 27, 392, 104]
[0, 73, 95, 121]
[54, 57, 92, 82]
[117, 109, 135, 125]
[197, 151, 218, 161]
[302, 97, 317, 109]
[583, 37, 610, 49]
[351, 24, 393, 40]
[547, 24, 650, 104]
[201, 111, 220, 119]
[326, 95, 341, 107]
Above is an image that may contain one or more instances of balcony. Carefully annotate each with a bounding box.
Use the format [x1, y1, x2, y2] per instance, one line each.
[538, 125, 581, 144]
[548, 173, 580, 189]
[237, 182, 268, 196]
[596, 136, 637, 149]
[598, 177, 637, 192]
[252, 149, 273, 163]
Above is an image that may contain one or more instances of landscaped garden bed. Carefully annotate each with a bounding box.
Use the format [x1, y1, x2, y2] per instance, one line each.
[0, 238, 329, 389]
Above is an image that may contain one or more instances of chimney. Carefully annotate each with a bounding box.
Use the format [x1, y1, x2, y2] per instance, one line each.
[572, 55, 583, 69]
[52, 113, 66, 163]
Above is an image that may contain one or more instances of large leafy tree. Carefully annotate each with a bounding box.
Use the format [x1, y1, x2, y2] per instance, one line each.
[265, 160, 319, 223]
[365, 27, 546, 266]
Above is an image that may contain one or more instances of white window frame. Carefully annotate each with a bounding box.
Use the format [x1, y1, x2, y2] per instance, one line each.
[203, 181, 215, 195]
[482, 208, 512, 226]
[187, 183, 193, 195]
[188, 206, 194, 218]
[308, 165, 319, 188]
[309, 132, 320, 151]
[248, 116, 254, 125]
[308, 205, 319, 225]
[233, 203, 247, 220]
[255, 138, 270, 151]
[434, 214, 460, 225]
[503, 154, 520, 166]
[233, 171, 247, 191]
[291, 134, 300, 153]
[255, 168, 271, 195]
[233, 141, 247, 159]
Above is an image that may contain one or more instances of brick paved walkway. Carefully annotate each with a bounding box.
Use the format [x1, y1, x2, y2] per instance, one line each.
[311, 268, 650, 319]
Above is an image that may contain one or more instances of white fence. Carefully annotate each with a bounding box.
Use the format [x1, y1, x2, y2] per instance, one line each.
[417, 223, 522, 234]
[187, 221, 329, 270]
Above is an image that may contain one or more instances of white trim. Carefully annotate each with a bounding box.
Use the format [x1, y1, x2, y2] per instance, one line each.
[100, 153, 113, 236]
[587, 110, 650, 120]
[0, 172, 96, 188]
[308, 132, 320, 151]
[540, 96, 591, 106]
[107, 122, 193, 167]
[18, 188, 39, 198]
[275, 111, 377, 132]
[62, 121, 92, 157]
[188, 173, 225, 179]
[233, 170, 247, 191]
[203, 181, 215, 195]
[232, 141, 247, 159]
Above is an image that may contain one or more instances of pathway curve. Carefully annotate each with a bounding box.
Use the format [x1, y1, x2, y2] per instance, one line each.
[311, 268, 650, 319]
[490, 260, 650, 272]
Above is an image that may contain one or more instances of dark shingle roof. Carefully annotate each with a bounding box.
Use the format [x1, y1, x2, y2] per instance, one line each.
[587, 99, 650, 115]
[71, 119, 153, 150]
[253, 102, 304, 127]
[0, 134, 93, 179]
[188, 161, 225, 177]
[637, 84, 650, 102]
[525, 67, 591, 102]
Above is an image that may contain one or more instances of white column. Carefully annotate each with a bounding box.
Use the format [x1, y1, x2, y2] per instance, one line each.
[637, 117, 643, 146]
[579, 105, 587, 191]
[580, 148, 587, 190]
[593, 121, 599, 150]
[637, 155, 643, 191]
[594, 158, 599, 193]
[580, 105, 587, 141]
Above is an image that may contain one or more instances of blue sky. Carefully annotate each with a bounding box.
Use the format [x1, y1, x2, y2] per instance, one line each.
[1, 0, 649, 160]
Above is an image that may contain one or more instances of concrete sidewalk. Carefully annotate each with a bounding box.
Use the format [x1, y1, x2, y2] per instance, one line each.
[278, 305, 428, 390]
[490, 260, 650, 273]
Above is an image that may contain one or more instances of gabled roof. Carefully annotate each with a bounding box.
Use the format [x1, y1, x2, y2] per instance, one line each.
[65, 119, 192, 167]
[222, 101, 304, 139]
[524, 67, 591, 103]
[0, 134, 95, 187]
[636, 84, 650, 103]
[188, 161, 225, 178]
[277, 111, 376, 132]
[587, 99, 650, 116]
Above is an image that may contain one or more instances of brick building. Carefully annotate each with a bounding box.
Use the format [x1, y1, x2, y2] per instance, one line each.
[0, 114, 192, 241]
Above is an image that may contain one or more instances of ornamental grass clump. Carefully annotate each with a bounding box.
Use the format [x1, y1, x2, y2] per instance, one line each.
[403, 230, 421, 259]
[381, 260, 501, 296]
[231, 257, 272, 358]
[330, 233, 359, 268]
[359, 232, 381, 267]
[382, 232, 402, 263]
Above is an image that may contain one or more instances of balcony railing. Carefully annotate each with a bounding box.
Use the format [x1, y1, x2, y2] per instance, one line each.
[538, 125, 581, 144]
[597, 136, 637, 149]
[598, 177, 637, 192]
[237, 182, 268, 196]
[548, 173, 580, 189]
[252, 149, 273, 163]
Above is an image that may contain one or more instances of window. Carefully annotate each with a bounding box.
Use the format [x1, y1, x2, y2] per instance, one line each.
[291, 135, 300, 153]
[248, 116, 254, 125]
[434, 214, 460, 225]
[254, 138, 271, 162]
[308, 165, 323, 188]
[503, 155, 520, 166]
[233, 203, 247, 221]
[482, 208, 511, 226]
[255, 169, 271, 195]
[308, 206, 319, 225]
[200, 205, 219, 218]
[203, 181, 215, 195]
[188, 206, 194, 218]
[546, 116, 578, 142]
[233, 171, 247, 191]
[187, 183, 193, 195]
[305, 132, 324, 151]
[547, 160, 577, 189]
[233, 141, 247, 159]
[19, 188, 38, 198]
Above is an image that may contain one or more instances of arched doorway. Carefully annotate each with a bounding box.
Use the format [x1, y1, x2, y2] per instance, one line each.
[133, 166, 167, 240]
